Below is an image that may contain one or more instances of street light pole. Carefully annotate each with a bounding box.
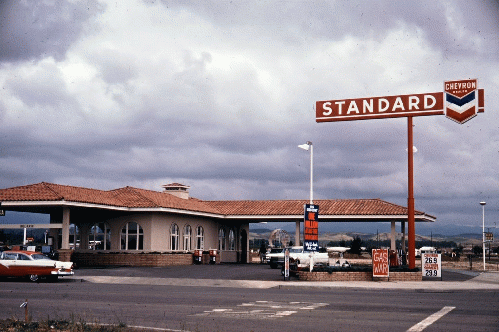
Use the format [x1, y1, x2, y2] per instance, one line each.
[480, 201, 486, 271]
[298, 141, 313, 246]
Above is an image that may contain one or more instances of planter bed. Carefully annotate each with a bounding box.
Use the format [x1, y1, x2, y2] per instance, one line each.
[297, 266, 422, 282]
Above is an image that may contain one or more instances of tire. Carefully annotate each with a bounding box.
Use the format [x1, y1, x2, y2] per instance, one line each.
[29, 274, 39, 282]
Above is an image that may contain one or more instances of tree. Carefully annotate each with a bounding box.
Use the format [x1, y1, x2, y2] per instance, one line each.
[348, 236, 362, 255]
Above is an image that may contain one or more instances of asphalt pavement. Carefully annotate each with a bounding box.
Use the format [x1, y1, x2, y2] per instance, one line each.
[67, 263, 499, 290]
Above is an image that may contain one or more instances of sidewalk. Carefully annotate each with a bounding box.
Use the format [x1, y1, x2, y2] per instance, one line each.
[66, 265, 499, 290]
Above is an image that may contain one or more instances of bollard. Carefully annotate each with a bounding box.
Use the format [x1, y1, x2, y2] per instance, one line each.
[20, 299, 28, 322]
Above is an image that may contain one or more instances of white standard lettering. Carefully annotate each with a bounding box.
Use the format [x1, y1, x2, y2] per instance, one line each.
[363, 99, 373, 113]
[378, 98, 389, 112]
[408, 96, 420, 110]
[392, 97, 405, 111]
[335, 101, 346, 115]
[424, 95, 436, 109]
[322, 102, 332, 116]
[347, 100, 360, 114]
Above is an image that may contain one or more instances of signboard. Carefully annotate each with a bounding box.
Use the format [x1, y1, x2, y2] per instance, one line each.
[372, 249, 389, 278]
[316, 79, 484, 123]
[445, 79, 480, 124]
[485, 232, 494, 242]
[422, 253, 441, 278]
[304, 204, 319, 251]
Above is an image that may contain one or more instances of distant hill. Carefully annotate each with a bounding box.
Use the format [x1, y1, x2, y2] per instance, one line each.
[250, 229, 487, 247]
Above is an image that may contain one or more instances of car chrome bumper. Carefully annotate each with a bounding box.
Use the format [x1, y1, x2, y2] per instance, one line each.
[51, 270, 74, 276]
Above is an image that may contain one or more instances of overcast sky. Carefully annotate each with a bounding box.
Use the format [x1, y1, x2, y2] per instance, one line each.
[0, 0, 498, 233]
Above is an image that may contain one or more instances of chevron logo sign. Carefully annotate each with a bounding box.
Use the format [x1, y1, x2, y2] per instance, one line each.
[445, 79, 479, 124]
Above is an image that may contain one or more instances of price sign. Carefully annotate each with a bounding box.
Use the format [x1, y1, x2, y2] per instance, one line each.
[422, 253, 441, 278]
[485, 232, 494, 242]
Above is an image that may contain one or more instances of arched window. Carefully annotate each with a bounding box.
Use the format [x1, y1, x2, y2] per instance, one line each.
[228, 229, 235, 251]
[196, 226, 204, 250]
[218, 228, 226, 251]
[89, 222, 111, 250]
[121, 222, 143, 250]
[68, 224, 79, 250]
[183, 225, 192, 251]
[170, 223, 179, 251]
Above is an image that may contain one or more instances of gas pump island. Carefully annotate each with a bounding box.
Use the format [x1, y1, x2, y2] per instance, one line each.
[316, 79, 484, 269]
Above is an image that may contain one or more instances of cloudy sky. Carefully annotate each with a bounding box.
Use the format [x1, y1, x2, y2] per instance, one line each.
[0, 0, 498, 233]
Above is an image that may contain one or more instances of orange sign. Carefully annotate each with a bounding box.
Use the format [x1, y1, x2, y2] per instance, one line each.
[304, 204, 319, 251]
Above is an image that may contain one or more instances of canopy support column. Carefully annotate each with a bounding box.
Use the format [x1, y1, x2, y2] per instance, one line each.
[61, 207, 70, 250]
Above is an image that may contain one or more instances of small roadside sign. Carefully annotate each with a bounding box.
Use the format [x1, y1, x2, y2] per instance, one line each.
[422, 253, 441, 279]
[485, 232, 494, 242]
[372, 249, 389, 278]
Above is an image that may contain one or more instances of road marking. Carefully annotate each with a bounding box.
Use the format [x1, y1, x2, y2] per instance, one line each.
[195, 301, 328, 319]
[407, 306, 455, 332]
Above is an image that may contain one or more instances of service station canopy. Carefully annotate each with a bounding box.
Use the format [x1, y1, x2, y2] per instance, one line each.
[316, 79, 484, 124]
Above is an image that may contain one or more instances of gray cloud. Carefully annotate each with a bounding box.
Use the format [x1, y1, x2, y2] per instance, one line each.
[0, 0, 104, 62]
[0, 0, 497, 230]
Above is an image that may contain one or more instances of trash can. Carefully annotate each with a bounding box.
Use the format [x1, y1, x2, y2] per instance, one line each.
[389, 250, 399, 267]
[193, 250, 203, 264]
[209, 249, 217, 264]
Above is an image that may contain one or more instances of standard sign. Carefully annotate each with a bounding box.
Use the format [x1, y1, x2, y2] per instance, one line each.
[304, 204, 319, 252]
[422, 253, 441, 278]
[372, 249, 389, 277]
[316, 79, 484, 124]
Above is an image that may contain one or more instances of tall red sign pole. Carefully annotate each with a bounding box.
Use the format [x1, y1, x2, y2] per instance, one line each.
[316, 79, 484, 270]
[407, 117, 415, 269]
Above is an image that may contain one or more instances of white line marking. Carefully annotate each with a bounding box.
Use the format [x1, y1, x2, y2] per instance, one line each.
[407, 306, 455, 332]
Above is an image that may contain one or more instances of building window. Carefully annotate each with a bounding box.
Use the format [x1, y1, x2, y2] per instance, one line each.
[196, 226, 204, 250]
[170, 223, 179, 251]
[183, 225, 192, 251]
[228, 229, 235, 251]
[218, 228, 226, 251]
[89, 222, 111, 250]
[68, 224, 80, 250]
[121, 222, 143, 250]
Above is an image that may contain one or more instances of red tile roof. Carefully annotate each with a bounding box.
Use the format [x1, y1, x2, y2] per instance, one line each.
[204, 198, 427, 217]
[0, 182, 434, 220]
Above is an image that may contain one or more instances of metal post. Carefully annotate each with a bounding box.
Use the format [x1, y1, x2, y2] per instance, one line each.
[407, 117, 416, 269]
[309, 143, 313, 205]
[480, 202, 486, 271]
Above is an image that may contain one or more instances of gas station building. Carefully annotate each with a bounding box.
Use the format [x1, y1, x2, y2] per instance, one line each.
[0, 182, 435, 265]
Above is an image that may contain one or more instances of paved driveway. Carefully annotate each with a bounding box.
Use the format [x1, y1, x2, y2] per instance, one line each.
[73, 263, 476, 282]
[74, 263, 291, 281]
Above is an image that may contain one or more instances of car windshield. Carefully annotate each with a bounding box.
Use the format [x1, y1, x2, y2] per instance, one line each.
[31, 254, 52, 260]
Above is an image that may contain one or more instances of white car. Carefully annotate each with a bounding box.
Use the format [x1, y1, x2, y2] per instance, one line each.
[0, 250, 74, 282]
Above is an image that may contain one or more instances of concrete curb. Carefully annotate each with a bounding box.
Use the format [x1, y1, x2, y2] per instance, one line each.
[66, 270, 499, 290]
